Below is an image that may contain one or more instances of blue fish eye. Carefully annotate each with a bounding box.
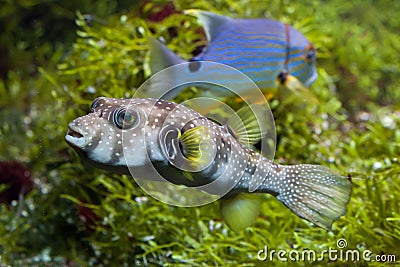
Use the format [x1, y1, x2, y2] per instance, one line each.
[305, 45, 316, 61]
[113, 108, 139, 129]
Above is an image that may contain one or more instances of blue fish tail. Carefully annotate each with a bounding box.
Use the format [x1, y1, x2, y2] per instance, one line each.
[184, 9, 230, 41]
[148, 37, 185, 74]
[144, 38, 189, 99]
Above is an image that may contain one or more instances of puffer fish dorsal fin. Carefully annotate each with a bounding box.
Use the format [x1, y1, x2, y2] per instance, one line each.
[184, 9, 230, 42]
[226, 104, 273, 146]
[220, 193, 263, 232]
[148, 37, 185, 74]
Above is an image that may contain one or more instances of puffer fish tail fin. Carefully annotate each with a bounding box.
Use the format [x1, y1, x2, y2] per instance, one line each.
[276, 164, 352, 230]
[184, 9, 230, 42]
[148, 37, 185, 74]
[220, 193, 263, 232]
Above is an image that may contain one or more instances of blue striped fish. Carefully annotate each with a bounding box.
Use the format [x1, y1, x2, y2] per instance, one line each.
[145, 10, 317, 100]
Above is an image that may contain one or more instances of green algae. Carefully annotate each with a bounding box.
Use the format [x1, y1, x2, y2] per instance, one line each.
[0, 0, 399, 266]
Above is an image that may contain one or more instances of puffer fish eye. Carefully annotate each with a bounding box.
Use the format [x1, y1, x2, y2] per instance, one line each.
[113, 108, 139, 130]
[304, 44, 316, 62]
[90, 97, 104, 112]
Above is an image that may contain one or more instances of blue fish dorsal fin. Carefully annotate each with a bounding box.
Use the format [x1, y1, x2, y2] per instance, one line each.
[184, 10, 230, 42]
[148, 37, 185, 74]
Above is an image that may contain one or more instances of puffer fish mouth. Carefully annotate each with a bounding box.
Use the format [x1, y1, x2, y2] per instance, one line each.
[67, 128, 84, 138]
[65, 124, 86, 148]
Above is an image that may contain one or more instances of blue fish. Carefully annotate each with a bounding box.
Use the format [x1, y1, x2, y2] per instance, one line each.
[145, 10, 318, 100]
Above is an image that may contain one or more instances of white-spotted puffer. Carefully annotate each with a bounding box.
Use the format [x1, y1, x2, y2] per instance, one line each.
[66, 97, 351, 232]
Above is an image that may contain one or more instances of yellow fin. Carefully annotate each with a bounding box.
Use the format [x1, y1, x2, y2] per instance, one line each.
[220, 194, 263, 232]
[227, 104, 273, 146]
[277, 73, 319, 105]
[179, 126, 214, 169]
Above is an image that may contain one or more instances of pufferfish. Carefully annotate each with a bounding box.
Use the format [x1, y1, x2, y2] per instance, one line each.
[145, 10, 318, 100]
[65, 97, 351, 232]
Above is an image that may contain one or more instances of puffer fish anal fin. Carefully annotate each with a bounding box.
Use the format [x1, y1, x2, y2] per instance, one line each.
[226, 104, 273, 147]
[184, 9, 230, 42]
[275, 164, 352, 230]
[219, 193, 263, 232]
[148, 37, 185, 74]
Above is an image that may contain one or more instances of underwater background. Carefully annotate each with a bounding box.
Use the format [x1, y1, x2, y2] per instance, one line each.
[0, 0, 399, 266]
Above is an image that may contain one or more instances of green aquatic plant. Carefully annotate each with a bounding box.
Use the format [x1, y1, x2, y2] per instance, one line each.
[0, 0, 399, 266]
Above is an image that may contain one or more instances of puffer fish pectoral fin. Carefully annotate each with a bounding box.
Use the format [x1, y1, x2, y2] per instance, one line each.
[148, 37, 186, 74]
[184, 9, 230, 42]
[178, 126, 214, 169]
[277, 72, 319, 105]
[159, 126, 212, 180]
[276, 165, 352, 230]
[226, 104, 274, 146]
[220, 193, 263, 232]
